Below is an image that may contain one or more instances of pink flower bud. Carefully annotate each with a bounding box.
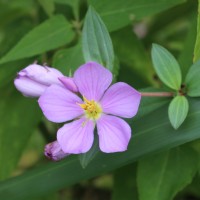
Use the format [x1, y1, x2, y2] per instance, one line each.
[14, 64, 63, 97]
[44, 141, 69, 161]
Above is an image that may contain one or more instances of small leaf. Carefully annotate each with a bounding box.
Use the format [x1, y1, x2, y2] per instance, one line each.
[137, 146, 198, 200]
[168, 95, 189, 129]
[151, 44, 182, 90]
[185, 60, 200, 97]
[82, 6, 115, 72]
[0, 15, 74, 64]
[79, 134, 99, 168]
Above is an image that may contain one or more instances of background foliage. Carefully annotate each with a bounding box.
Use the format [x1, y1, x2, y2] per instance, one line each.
[0, 0, 200, 200]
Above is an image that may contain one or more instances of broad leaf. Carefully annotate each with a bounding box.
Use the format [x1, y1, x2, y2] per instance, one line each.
[0, 98, 200, 200]
[82, 6, 115, 72]
[0, 88, 41, 180]
[88, 0, 185, 32]
[0, 15, 74, 64]
[185, 60, 200, 97]
[168, 95, 189, 129]
[112, 164, 138, 200]
[137, 146, 198, 200]
[151, 44, 182, 90]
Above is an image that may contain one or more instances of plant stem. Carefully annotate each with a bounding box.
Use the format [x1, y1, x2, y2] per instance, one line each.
[141, 92, 174, 97]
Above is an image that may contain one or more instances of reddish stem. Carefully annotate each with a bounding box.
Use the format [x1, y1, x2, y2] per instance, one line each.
[141, 92, 174, 97]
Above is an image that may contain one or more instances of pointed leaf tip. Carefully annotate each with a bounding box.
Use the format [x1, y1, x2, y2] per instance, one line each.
[151, 44, 182, 90]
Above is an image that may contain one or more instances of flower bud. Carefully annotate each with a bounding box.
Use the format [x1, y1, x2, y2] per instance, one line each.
[44, 141, 69, 161]
[14, 64, 64, 97]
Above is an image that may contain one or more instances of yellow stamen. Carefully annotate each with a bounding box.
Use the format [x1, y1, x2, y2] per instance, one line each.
[78, 96, 102, 120]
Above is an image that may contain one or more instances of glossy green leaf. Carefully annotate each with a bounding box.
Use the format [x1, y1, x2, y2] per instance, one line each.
[82, 6, 115, 72]
[52, 44, 84, 74]
[38, 0, 55, 17]
[79, 134, 99, 168]
[151, 44, 182, 90]
[0, 89, 41, 180]
[0, 98, 200, 199]
[137, 146, 198, 200]
[194, 0, 200, 62]
[112, 164, 138, 200]
[0, 15, 74, 64]
[168, 95, 189, 129]
[185, 60, 200, 97]
[88, 0, 185, 32]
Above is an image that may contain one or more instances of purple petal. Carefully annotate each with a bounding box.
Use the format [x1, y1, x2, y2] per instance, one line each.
[14, 76, 47, 97]
[20, 64, 63, 86]
[38, 84, 84, 123]
[97, 115, 131, 153]
[74, 62, 112, 101]
[57, 118, 95, 154]
[44, 140, 70, 161]
[58, 77, 78, 93]
[100, 82, 141, 118]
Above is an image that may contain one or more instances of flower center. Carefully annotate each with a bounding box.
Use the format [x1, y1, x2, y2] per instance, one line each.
[78, 96, 102, 120]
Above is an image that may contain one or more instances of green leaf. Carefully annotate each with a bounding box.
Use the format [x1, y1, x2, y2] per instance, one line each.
[79, 134, 99, 168]
[185, 60, 200, 97]
[168, 95, 189, 129]
[0, 98, 200, 199]
[112, 164, 138, 200]
[193, 0, 200, 62]
[82, 6, 115, 72]
[0, 89, 41, 180]
[88, 0, 186, 32]
[52, 44, 84, 75]
[0, 15, 74, 64]
[151, 44, 182, 90]
[137, 146, 198, 200]
[38, 0, 55, 17]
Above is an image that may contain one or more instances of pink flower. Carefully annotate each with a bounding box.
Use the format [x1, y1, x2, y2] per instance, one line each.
[44, 141, 69, 161]
[14, 64, 78, 97]
[38, 62, 141, 153]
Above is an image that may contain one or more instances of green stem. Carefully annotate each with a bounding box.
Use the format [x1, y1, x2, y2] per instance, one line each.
[141, 92, 174, 97]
